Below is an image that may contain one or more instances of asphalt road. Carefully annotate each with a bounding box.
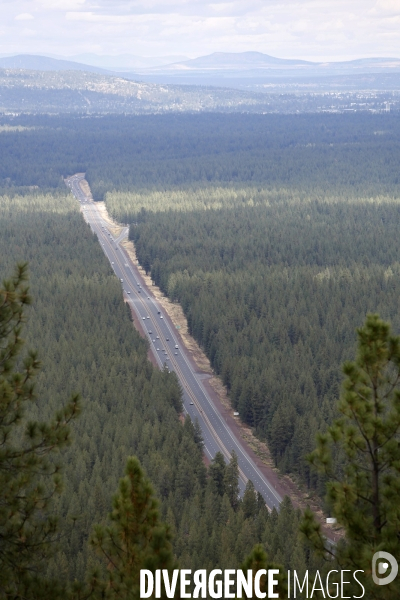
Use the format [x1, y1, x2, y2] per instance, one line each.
[66, 174, 282, 510]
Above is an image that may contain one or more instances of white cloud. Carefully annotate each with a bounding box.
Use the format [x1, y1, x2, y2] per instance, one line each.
[38, 0, 87, 9]
[15, 13, 34, 20]
[1, 0, 400, 61]
[20, 27, 38, 37]
[374, 0, 400, 12]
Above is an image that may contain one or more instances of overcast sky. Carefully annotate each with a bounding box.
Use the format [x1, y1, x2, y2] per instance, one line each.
[2, 0, 400, 61]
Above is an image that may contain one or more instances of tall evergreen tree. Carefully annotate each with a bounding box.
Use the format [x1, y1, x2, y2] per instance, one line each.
[90, 456, 177, 599]
[240, 544, 287, 599]
[224, 450, 240, 511]
[301, 314, 400, 599]
[209, 451, 226, 496]
[242, 480, 258, 520]
[0, 264, 80, 599]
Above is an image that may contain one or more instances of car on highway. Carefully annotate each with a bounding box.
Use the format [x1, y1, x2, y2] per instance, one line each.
[175, 345, 179, 349]
[160, 316, 163, 319]
[127, 291, 131, 294]
[142, 317, 146, 320]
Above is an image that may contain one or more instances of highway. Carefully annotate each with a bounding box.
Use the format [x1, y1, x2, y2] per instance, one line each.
[66, 173, 282, 511]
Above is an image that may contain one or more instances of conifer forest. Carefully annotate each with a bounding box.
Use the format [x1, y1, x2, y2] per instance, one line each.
[1, 111, 400, 598]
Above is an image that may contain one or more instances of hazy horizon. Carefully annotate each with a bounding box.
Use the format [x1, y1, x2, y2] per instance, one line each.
[2, 1, 400, 64]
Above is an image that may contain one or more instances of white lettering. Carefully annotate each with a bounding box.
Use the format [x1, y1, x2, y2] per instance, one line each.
[193, 570, 207, 598]
[163, 570, 179, 598]
[353, 571, 365, 598]
[237, 570, 253, 598]
[181, 570, 191, 598]
[268, 569, 279, 599]
[326, 570, 339, 598]
[311, 571, 325, 598]
[140, 570, 153, 598]
[254, 569, 266, 599]
[341, 570, 351, 598]
[294, 571, 308, 597]
[224, 569, 236, 598]
[155, 570, 161, 598]
[209, 569, 223, 598]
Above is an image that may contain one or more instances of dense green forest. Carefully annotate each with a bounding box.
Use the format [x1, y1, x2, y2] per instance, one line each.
[2, 112, 400, 595]
[1, 111, 400, 493]
[0, 191, 319, 589]
[117, 191, 400, 490]
[1, 112, 400, 200]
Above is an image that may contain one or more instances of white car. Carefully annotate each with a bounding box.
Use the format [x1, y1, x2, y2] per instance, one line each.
[127, 291, 131, 294]
[142, 317, 146, 320]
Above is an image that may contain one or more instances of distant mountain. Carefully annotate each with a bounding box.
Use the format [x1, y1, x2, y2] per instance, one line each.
[2, 52, 400, 97]
[0, 55, 112, 75]
[142, 51, 400, 76]
[64, 53, 190, 71]
[119, 51, 400, 91]
[0, 53, 190, 73]
[161, 51, 314, 70]
[3, 52, 400, 83]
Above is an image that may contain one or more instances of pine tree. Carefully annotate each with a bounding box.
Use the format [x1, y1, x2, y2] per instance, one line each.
[89, 456, 177, 599]
[209, 451, 226, 496]
[242, 480, 258, 520]
[0, 264, 80, 599]
[240, 544, 287, 599]
[224, 450, 240, 510]
[301, 314, 400, 599]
